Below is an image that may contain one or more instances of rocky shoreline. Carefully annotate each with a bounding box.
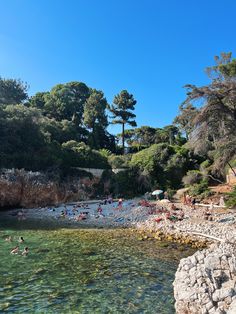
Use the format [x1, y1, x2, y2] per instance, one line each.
[174, 238, 236, 314]
[135, 203, 236, 314]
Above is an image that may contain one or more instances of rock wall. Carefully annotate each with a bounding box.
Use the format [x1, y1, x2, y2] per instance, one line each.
[0, 169, 100, 208]
[174, 237, 236, 314]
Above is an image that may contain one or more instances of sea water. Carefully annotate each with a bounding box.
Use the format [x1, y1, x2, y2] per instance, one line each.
[0, 216, 194, 313]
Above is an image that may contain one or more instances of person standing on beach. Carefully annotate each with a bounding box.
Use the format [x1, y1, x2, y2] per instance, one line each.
[117, 198, 123, 210]
[191, 198, 196, 210]
[219, 196, 225, 207]
[164, 191, 169, 200]
[182, 193, 187, 205]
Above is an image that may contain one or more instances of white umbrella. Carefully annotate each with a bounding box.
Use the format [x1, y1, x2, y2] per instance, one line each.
[152, 189, 163, 195]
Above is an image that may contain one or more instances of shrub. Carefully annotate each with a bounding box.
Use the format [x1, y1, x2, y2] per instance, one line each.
[62, 141, 110, 169]
[182, 170, 203, 186]
[226, 186, 236, 208]
[108, 154, 131, 169]
[189, 179, 210, 196]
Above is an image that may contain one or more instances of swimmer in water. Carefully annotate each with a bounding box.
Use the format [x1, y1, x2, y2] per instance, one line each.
[5, 236, 13, 242]
[10, 246, 19, 254]
[22, 247, 29, 256]
[18, 236, 24, 243]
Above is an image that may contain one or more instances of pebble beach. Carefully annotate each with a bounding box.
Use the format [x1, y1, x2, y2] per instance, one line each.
[4, 198, 236, 244]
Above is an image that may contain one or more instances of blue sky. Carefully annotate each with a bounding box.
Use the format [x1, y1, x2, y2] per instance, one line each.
[1, 0, 236, 134]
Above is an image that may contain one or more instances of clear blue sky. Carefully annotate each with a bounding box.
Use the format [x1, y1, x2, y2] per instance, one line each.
[1, 0, 236, 134]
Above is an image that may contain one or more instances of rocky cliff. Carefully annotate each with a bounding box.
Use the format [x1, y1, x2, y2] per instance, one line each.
[174, 236, 236, 314]
[0, 169, 100, 208]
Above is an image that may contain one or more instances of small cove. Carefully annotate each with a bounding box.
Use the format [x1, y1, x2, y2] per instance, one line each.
[0, 214, 195, 313]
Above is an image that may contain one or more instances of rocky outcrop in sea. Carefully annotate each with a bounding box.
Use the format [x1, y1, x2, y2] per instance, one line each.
[174, 236, 236, 314]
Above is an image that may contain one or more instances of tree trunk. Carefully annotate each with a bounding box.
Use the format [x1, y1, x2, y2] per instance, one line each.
[227, 162, 236, 176]
[122, 123, 125, 154]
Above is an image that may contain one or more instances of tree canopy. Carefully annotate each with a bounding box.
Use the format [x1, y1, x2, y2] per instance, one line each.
[183, 52, 236, 173]
[109, 90, 137, 153]
[0, 77, 28, 105]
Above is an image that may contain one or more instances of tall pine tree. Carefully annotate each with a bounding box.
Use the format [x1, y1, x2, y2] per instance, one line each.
[109, 90, 137, 154]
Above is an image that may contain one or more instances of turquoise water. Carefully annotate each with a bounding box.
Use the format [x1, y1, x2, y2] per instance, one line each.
[0, 216, 194, 313]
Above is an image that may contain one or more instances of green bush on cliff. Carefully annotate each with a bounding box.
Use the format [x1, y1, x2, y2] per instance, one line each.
[226, 186, 236, 208]
[130, 143, 199, 190]
[188, 179, 211, 197]
[62, 141, 111, 169]
[108, 154, 131, 169]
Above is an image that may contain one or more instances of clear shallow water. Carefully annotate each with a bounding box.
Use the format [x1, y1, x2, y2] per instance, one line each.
[0, 215, 195, 313]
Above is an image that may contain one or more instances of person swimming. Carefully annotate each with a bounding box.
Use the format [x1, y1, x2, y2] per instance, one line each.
[10, 246, 19, 254]
[22, 247, 29, 256]
[5, 235, 13, 242]
[18, 236, 24, 243]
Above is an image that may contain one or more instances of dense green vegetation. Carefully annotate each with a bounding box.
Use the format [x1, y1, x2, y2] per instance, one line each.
[0, 52, 235, 197]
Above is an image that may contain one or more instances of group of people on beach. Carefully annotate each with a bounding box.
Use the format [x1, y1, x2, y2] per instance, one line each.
[5, 235, 29, 256]
[96, 198, 123, 217]
[59, 203, 90, 219]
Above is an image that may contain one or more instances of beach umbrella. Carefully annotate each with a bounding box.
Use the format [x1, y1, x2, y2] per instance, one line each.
[151, 189, 163, 196]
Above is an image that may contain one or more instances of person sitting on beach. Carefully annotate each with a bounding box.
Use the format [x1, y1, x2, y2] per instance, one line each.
[178, 210, 185, 220]
[10, 246, 19, 254]
[76, 213, 87, 221]
[63, 206, 68, 216]
[97, 204, 103, 214]
[204, 209, 212, 221]
[108, 195, 113, 204]
[18, 236, 24, 243]
[22, 247, 29, 256]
